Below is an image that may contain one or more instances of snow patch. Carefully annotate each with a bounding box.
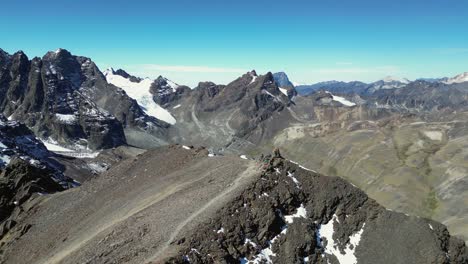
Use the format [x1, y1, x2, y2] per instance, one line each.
[0, 141, 7, 149]
[42, 139, 74, 152]
[173, 104, 181, 109]
[240, 155, 248, 160]
[182, 145, 191, 150]
[244, 238, 257, 247]
[289, 160, 317, 173]
[319, 214, 366, 264]
[0, 155, 11, 166]
[279, 87, 288, 96]
[287, 171, 301, 189]
[284, 204, 307, 224]
[262, 90, 282, 102]
[245, 227, 288, 263]
[216, 227, 225, 234]
[326, 91, 356, 106]
[249, 73, 257, 84]
[55, 114, 77, 124]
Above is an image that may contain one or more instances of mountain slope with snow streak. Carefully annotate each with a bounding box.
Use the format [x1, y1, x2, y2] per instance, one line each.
[325, 91, 356, 106]
[104, 69, 176, 125]
[443, 72, 468, 84]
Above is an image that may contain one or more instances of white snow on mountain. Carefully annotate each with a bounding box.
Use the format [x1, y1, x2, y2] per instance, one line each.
[443, 72, 468, 84]
[279, 87, 288, 96]
[382, 76, 410, 84]
[284, 204, 307, 223]
[319, 214, 366, 264]
[249, 71, 257, 84]
[103, 69, 176, 125]
[164, 78, 179, 92]
[41, 139, 74, 152]
[55, 114, 77, 124]
[364, 76, 412, 91]
[326, 91, 356, 107]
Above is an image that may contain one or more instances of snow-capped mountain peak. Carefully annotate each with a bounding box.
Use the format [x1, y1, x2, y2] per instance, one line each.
[443, 72, 468, 84]
[382, 76, 411, 84]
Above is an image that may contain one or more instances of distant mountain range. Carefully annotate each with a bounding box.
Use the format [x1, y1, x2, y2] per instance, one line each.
[293, 72, 468, 96]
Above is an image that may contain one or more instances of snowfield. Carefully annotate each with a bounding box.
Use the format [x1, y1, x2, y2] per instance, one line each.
[104, 69, 177, 125]
[326, 91, 356, 107]
[279, 87, 288, 96]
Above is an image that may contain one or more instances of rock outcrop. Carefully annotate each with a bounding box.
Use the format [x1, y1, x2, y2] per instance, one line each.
[0, 116, 77, 240]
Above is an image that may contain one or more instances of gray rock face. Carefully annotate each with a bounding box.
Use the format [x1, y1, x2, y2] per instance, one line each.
[0, 116, 77, 240]
[272, 72, 297, 99]
[164, 70, 295, 151]
[0, 48, 172, 150]
[150, 76, 190, 106]
[167, 155, 467, 264]
[111, 68, 143, 83]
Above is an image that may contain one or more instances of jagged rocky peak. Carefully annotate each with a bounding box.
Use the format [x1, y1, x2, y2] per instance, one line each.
[0, 49, 133, 150]
[150, 75, 179, 94]
[167, 152, 468, 264]
[241, 70, 257, 84]
[273, 71, 293, 87]
[0, 48, 10, 58]
[273, 71, 298, 99]
[150, 76, 191, 107]
[104, 67, 143, 83]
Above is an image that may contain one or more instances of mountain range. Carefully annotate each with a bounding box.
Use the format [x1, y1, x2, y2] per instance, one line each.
[294, 72, 468, 96]
[0, 48, 467, 263]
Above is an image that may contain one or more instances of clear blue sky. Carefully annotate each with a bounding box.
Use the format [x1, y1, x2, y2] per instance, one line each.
[1, 0, 468, 86]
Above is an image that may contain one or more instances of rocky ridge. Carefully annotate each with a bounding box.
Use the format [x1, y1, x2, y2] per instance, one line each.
[165, 154, 467, 264]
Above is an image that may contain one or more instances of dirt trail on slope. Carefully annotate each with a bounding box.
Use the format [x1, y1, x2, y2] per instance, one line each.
[148, 163, 258, 262]
[1, 146, 260, 264]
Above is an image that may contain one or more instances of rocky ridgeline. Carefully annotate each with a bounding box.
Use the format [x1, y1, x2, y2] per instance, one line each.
[166, 154, 467, 264]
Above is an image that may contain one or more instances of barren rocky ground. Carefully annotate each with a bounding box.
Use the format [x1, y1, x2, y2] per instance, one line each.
[0, 145, 260, 264]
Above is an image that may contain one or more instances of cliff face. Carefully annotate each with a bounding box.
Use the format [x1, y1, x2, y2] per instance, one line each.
[0, 116, 77, 240]
[0, 49, 172, 150]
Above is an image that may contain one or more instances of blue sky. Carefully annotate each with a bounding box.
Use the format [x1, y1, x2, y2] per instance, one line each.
[1, 0, 468, 86]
